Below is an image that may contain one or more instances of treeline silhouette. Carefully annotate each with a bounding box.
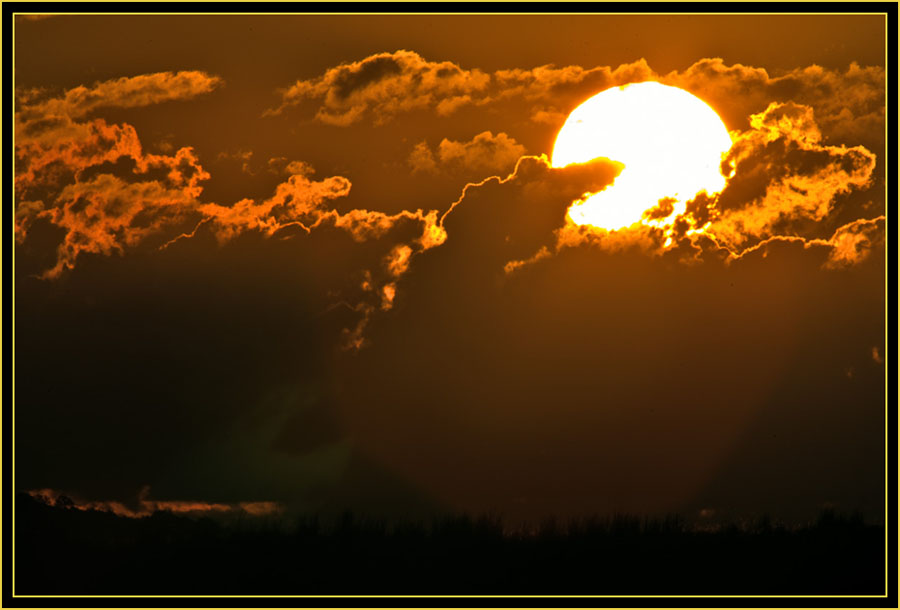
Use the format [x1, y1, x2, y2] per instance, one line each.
[15, 492, 883, 595]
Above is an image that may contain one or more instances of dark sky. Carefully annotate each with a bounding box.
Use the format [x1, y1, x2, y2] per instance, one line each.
[14, 13, 886, 524]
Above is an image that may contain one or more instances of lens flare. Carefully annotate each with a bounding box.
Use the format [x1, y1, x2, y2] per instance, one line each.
[551, 82, 733, 233]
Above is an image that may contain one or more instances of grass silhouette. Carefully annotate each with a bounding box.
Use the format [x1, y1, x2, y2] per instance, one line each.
[15, 492, 883, 596]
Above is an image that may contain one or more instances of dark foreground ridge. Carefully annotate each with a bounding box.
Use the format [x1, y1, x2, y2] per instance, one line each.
[15, 493, 884, 596]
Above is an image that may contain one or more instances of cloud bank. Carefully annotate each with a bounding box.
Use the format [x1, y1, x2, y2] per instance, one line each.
[270, 51, 884, 146]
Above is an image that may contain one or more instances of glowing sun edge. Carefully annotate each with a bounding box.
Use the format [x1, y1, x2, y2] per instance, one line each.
[551, 82, 734, 248]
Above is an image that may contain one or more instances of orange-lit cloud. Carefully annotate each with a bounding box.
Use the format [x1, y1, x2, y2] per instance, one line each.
[270, 52, 884, 149]
[15, 73, 221, 277]
[823, 216, 884, 268]
[334, 208, 446, 348]
[663, 59, 885, 143]
[266, 157, 317, 177]
[266, 50, 491, 125]
[726, 215, 885, 270]
[16, 70, 223, 121]
[493, 59, 657, 125]
[385, 244, 414, 277]
[409, 131, 526, 175]
[269, 52, 656, 126]
[708, 102, 876, 250]
[195, 171, 353, 243]
[17, 119, 140, 197]
[37, 171, 203, 278]
[15, 72, 219, 193]
[815, 215, 884, 269]
[505, 58, 883, 142]
[493, 58, 655, 101]
[27, 487, 283, 519]
[15, 124, 211, 278]
[15, 70, 447, 296]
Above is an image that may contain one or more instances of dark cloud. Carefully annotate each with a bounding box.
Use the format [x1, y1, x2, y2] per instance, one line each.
[329, 146, 885, 522]
[270, 401, 343, 456]
[266, 50, 491, 126]
[332, 54, 404, 99]
[436, 155, 619, 267]
[14, 209, 445, 513]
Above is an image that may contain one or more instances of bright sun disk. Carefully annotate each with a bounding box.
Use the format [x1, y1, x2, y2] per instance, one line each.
[551, 81, 733, 234]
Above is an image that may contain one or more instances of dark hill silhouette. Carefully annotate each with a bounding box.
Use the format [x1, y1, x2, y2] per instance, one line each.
[15, 492, 883, 596]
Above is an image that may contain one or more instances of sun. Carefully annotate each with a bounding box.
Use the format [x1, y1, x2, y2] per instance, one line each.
[551, 82, 733, 233]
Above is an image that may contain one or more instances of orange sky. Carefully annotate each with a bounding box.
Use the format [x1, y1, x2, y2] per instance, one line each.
[13, 13, 887, 524]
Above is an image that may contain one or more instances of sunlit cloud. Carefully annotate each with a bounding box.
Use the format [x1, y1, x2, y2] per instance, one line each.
[16, 70, 223, 121]
[663, 59, 885, 143]
[269, 52, 884, 149]
[27, 487, 283, 519]
[708, 102, 876, 250]
[265, 50, 491, 125]
[409, 131, 526, 175]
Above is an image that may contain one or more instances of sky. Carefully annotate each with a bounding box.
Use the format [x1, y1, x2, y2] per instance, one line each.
[14, 13, 887, 524]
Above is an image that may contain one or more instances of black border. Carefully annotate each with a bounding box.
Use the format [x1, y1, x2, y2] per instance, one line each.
[3, 3, 897, 607]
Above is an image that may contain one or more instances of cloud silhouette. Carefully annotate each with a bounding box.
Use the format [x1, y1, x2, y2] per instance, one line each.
[329, 145, 884, 521]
